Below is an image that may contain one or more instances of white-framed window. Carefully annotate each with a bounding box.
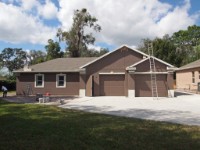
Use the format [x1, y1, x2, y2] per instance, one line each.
[56, 74, 66, 88]
[35, 74, 44, 88]
[192, 71, 195, 83]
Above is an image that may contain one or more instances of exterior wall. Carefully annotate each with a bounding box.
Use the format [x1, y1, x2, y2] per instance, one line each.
[85, 46, 144, 96]
[16, 73, 79, 95]
[176, 68, 200, 90]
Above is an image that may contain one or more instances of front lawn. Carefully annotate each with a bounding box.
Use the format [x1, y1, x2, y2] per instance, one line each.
[0, 99, 199, 150]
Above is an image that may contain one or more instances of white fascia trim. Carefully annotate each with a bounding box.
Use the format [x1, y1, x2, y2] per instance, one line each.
[99, 72, 125, 75]
[127, 58, 148, 69]
[151, 56, 174, 68]
[80, 45, 149, 69]
[134, 72, 168, 74]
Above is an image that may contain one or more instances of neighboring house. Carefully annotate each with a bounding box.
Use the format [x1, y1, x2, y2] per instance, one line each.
[14, 45, 176, 97]
[176, 59, 200, 90]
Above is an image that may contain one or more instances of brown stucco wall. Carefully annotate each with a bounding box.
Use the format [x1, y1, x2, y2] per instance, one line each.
[85, 47, 144, 96]
[16, 73, 79, 95]
[176, 67, 200, 90]
[136, 59, 167, 72]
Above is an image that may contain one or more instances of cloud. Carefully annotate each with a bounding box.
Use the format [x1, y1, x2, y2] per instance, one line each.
[0, 0, 199, 48]
[58, 0, 200, 47]
[38, 0, 58, 19]
[0, 1, 57, 44]
[88, 44, 101, 51]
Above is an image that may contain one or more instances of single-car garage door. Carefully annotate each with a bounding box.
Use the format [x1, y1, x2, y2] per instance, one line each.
[135, 74, 168, 97]
[100, 75, 125, 96]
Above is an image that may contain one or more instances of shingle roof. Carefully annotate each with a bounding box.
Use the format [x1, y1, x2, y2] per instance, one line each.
[179, 59, 200, 70]
[14, 57, 97, 73]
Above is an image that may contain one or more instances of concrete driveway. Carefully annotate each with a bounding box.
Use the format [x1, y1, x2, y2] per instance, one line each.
[60, 93, 200, 126]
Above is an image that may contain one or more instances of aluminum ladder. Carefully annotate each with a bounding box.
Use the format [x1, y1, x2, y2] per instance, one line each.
[148, 43, 158, 99]
[25, 84, 32, 96]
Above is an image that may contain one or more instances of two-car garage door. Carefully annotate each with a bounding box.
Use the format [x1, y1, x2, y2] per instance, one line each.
[100, 75, 125, 96]
[99, 74, 168, 97]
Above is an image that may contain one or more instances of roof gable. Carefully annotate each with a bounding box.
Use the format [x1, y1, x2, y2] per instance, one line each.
[80, 45, 148, 69]
[127, 56, 175, 69]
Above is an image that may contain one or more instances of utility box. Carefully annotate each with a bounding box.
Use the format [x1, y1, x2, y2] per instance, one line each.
[198, 82, 200, 91]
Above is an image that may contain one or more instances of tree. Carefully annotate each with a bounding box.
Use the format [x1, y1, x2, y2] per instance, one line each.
[45, 39, 64, 60]
[138, 25, 200, 67]
[0, 48, 26, 73]
[138, 35, 182, 67]
[81, 48, 109, 57]
[171, 25, 200, 65]
[57, 8, 101, 57]
[29, 50, 47, 65]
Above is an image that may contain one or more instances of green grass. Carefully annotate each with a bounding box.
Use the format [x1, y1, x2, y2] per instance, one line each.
[0, 100, 200, 150]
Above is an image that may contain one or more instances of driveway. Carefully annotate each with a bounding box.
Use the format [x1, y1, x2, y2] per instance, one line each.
[60, 93, 200, 126]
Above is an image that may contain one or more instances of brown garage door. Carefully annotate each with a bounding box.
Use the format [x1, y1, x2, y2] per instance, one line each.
[135, 74, 168, 97]
[100, 75, 125, 96]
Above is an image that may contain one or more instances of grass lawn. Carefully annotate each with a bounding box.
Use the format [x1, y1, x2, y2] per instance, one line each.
[0, 99, 200, 150]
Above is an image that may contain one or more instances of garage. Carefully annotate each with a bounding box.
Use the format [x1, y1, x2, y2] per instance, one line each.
[135, 74, 168, 97]
[100, 75, 125, 96]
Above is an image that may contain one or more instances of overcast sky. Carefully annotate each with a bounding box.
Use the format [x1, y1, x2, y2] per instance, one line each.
[0, 0, 200, 51]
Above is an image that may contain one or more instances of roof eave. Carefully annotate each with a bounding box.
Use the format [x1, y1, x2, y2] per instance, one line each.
[13, 70, 80, 73]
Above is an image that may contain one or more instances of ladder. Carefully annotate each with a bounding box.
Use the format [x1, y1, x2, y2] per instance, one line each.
[148, 43, 158, 99]
[25, 84, 32, 96]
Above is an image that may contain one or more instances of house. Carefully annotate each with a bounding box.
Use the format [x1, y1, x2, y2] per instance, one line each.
[176, 59, 200, 91]
[14, 45, 176, 97]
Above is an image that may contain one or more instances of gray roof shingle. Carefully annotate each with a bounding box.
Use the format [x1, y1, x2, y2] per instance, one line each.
[14, 57, 97, 73]
[179, 59, 200, 70]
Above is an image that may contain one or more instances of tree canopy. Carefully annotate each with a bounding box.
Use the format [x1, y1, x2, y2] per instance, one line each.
[138, 25, 200, 67]
[28, 50, 47, 65]
[57, 8, 101, 57]
[45, 39, 64, 60]
[0, 48, 26, 73]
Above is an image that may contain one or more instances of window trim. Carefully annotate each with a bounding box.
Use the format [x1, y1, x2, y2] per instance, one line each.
[199, 71, 200, 79]
[56, 74, 66, 88]
[192, 71, 195, 83]
[35, 74, 44, 88]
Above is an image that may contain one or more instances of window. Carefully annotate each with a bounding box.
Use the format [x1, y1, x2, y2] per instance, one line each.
[199, 71, 200, 79]
[56, 74, 66, 88]
[192, 71, 195, 83]
[35, 74, 44, 88]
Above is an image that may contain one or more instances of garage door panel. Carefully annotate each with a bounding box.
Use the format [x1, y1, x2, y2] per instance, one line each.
[135, 74, 167, 97]
[100, 75, 125, 96]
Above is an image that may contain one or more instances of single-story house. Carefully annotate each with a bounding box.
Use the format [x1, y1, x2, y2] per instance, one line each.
[14, 45, 176, 97]
[176, 59, 200, 90]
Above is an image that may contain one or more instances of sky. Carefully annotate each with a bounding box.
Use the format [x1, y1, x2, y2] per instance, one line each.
[0, 0, 200, 52]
